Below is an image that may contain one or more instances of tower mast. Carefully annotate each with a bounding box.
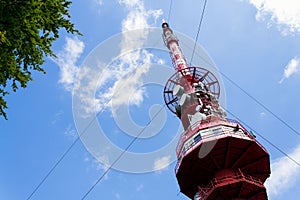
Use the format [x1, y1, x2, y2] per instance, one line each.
[162, 21, 271, 200]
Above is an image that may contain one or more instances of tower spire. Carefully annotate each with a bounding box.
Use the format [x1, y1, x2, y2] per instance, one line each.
[162, 20, 189, 72]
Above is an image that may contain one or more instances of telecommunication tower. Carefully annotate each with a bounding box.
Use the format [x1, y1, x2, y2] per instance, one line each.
[162, 21, 271, 200]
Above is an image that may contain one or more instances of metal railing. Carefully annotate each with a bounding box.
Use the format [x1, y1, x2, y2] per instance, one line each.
[176, 116, 225, 155]
[175, 117, 269, 173]
[198, 169, 264, 199]
[176, 118, 254, 157]
[175, 126, 250, 173]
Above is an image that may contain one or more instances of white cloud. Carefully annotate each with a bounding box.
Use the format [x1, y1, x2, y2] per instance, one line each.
[246, 0, 300, 35]
[84, 153, 110, 180]
[72, 0, 163, 117]
[64, 124, 77, 141]
[119, 0, 162, 53]
[118, 0, 139, 9]
[279, 56, 300, 83]
[102, 0, 162, 110]
[95, 155, 110, 172]
[265, 145, 300, 198]
[119, 0, 162, 31]
[157, 58, 165, 65]
[105, 50, 153, 109]
[55, 37, 85, 92]
[50, 110, 64, 125]
[80, 0, 161, 116]
[136, 184, 144, 192]
[115, 193, 120, 200]
[259, 112, 266, 118]
[93, 0, 104, 14]
[84, 155, 90, 162]
[94, 0, 103, 7]
[153, 156, 171, 171]
[73, 64, 108, 117]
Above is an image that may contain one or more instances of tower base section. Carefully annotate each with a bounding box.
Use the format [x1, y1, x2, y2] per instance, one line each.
[196, 169, 267, 200]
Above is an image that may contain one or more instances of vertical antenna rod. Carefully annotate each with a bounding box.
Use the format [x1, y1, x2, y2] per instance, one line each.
[162, 20, 189, 72]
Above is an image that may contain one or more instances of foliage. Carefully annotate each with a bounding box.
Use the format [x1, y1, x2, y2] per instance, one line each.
[0, 0, 81, 119]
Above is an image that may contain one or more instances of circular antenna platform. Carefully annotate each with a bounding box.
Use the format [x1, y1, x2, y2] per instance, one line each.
[163, 67, 220, 114]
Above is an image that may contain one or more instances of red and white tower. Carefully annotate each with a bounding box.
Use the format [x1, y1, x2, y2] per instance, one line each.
[162, 21, 271, 200]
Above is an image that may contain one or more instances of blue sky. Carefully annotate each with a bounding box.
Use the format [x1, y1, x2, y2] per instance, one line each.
[1, 0, 300, 199]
